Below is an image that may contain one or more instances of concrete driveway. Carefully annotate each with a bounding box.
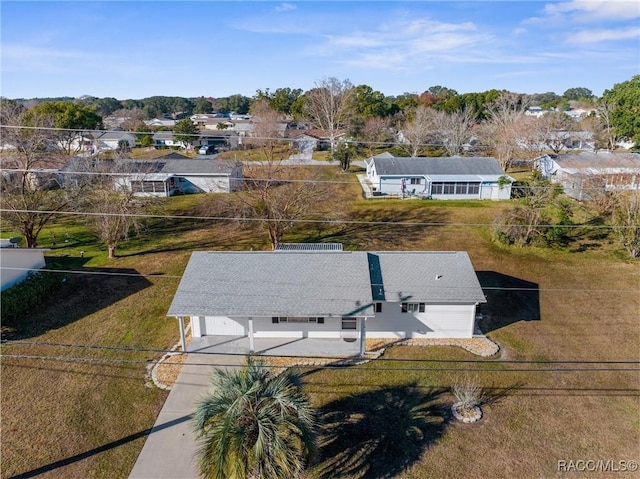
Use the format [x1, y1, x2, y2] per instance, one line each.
[129, 337, 362, 478]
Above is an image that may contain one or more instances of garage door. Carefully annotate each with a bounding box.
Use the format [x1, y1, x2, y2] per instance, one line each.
[204, 316, 245, 335]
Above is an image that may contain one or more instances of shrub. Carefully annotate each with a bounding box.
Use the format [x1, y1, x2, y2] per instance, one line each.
[1, 270, 65, 325]
[451, 376, 484, 410]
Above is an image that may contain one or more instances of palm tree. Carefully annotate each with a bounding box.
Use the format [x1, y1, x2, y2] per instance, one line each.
[192, 357, 317, 479]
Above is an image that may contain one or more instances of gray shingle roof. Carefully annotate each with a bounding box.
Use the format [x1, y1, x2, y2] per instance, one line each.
[371, 155, 506, 176]
[372, 251, 486, 303]
[167, 251, 374, 318]
[167, 251, 486, 318]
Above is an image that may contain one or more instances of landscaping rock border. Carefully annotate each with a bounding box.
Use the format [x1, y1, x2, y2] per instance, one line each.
[451, 401, 483, 423]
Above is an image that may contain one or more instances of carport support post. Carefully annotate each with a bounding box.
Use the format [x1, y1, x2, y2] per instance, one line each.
[178, 316, 187, 352]
[359, 317, 367, 356]
[248, 317, 254, 353]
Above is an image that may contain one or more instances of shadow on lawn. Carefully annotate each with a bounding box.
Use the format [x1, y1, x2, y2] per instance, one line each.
[8, 414, 191, 479]
[1, 258, 152, 341]
[476, 271, 540, 334]
[313, 384, 448, 479]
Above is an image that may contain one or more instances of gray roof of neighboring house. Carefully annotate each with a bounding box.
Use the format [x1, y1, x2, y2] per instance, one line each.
[369, 154, 506, 177]
[544, 152, 640, 170]
[116, 159, 241, 175]
[97, 131, 134, 141]
[167, 251, 485, 318]
[58, 158, 241, 176]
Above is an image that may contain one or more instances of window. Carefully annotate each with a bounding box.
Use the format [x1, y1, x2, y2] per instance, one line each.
[431, 182, 443, 195]
[342, 318, 357, 330]
[443, 182, 456, 194]
[468, 183, 480, 194]
[456, 183, 468, 194]
[410, 178, 421, 185]
[402, 303, 426, 313]
[375, 302, 382, 313]
[431, 181, 480, 196]
[272, 317, 324, 323]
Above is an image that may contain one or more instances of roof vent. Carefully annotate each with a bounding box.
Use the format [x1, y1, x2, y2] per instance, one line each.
[435, 275, 443, 280]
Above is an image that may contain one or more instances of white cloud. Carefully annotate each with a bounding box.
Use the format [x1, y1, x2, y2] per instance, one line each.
[275, 3, 297, 12]
[568, 26, 640, 43]
[543, 0, 640, 22]
[314, 17, 494, 70]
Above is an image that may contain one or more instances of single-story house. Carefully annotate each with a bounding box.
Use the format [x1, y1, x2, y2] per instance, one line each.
[114, 159, 243, 196]
[534, 152, 640, 200]
[288, 129, 345, 152]
[58, 157, 243, 196]
[167, 250, 487, 353]
[152, 131, 186, 149]
[0, 240, 48, 291]
[93, 131, 136, 151]
[364, 152, 514, 200]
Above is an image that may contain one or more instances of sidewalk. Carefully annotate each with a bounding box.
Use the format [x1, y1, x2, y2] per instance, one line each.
[128, 353, 244, 479]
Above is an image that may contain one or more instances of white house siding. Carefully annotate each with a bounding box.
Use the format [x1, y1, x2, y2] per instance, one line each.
[193, 316, 346, 338]
[179, 176, 231, 194]
[193, 303, 477, 339]
[0, 248, 47, 291]
[366, 302, 476, 339]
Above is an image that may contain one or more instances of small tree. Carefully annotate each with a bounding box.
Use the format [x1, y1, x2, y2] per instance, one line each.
[173, 118, 199, 150]
[612, 190, 640, 258]
[192, 357, 317, 479]
[80, 161, 151, 258]
[330, 142, 354, 172]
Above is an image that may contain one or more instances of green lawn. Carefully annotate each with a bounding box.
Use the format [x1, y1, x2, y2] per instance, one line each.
[1, 169, 639, 478]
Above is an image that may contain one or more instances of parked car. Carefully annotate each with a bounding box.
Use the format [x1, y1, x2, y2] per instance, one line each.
[198, 145, 216, 155]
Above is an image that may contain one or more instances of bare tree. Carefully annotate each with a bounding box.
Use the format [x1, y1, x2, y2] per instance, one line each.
[80, 161, 153, 258]
[304, 77, 354, 153]
[229, 161, 333, 249]
[613, 190, 640, 258]
[594, 99, 619, 151]
[400, 106, 437, 157]
[248, 99, 289, 162]
[360, 117, 394, 157]
[432, 106, 475, 156]
[0, 103, 73, 247]
[480, 93, 531, 170]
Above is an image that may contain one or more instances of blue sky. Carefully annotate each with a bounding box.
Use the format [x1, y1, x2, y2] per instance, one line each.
[1, 1, 639, 100]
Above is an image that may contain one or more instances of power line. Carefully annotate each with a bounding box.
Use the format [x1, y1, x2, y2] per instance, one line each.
[3, 339, 639, 365]
[2, 354, 638, 373]
[0, 124, 502, 150]
[1, 208, 635, 229]
[1, 266, 638, 295]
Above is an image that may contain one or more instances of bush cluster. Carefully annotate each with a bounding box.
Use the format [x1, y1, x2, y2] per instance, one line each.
[1, 271, 65, 325]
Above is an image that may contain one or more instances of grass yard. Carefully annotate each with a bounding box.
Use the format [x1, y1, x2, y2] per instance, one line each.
[1, 167, 639, 478]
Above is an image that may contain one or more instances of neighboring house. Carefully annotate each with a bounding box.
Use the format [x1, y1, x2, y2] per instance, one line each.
[0, 240, 47, 291]
[152, 131, 186, 149]
[144, 118, 176, 128]
[58, 157, 243, 196]
[167, 250, 487, 353]
[198, 131, 240, 150]
[288, 129, 345, 152]
[364, 152, 514, 200]
[93, 131, 136, 151]
[115, 159, 243, 196]
[535, 152, 640, 200]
